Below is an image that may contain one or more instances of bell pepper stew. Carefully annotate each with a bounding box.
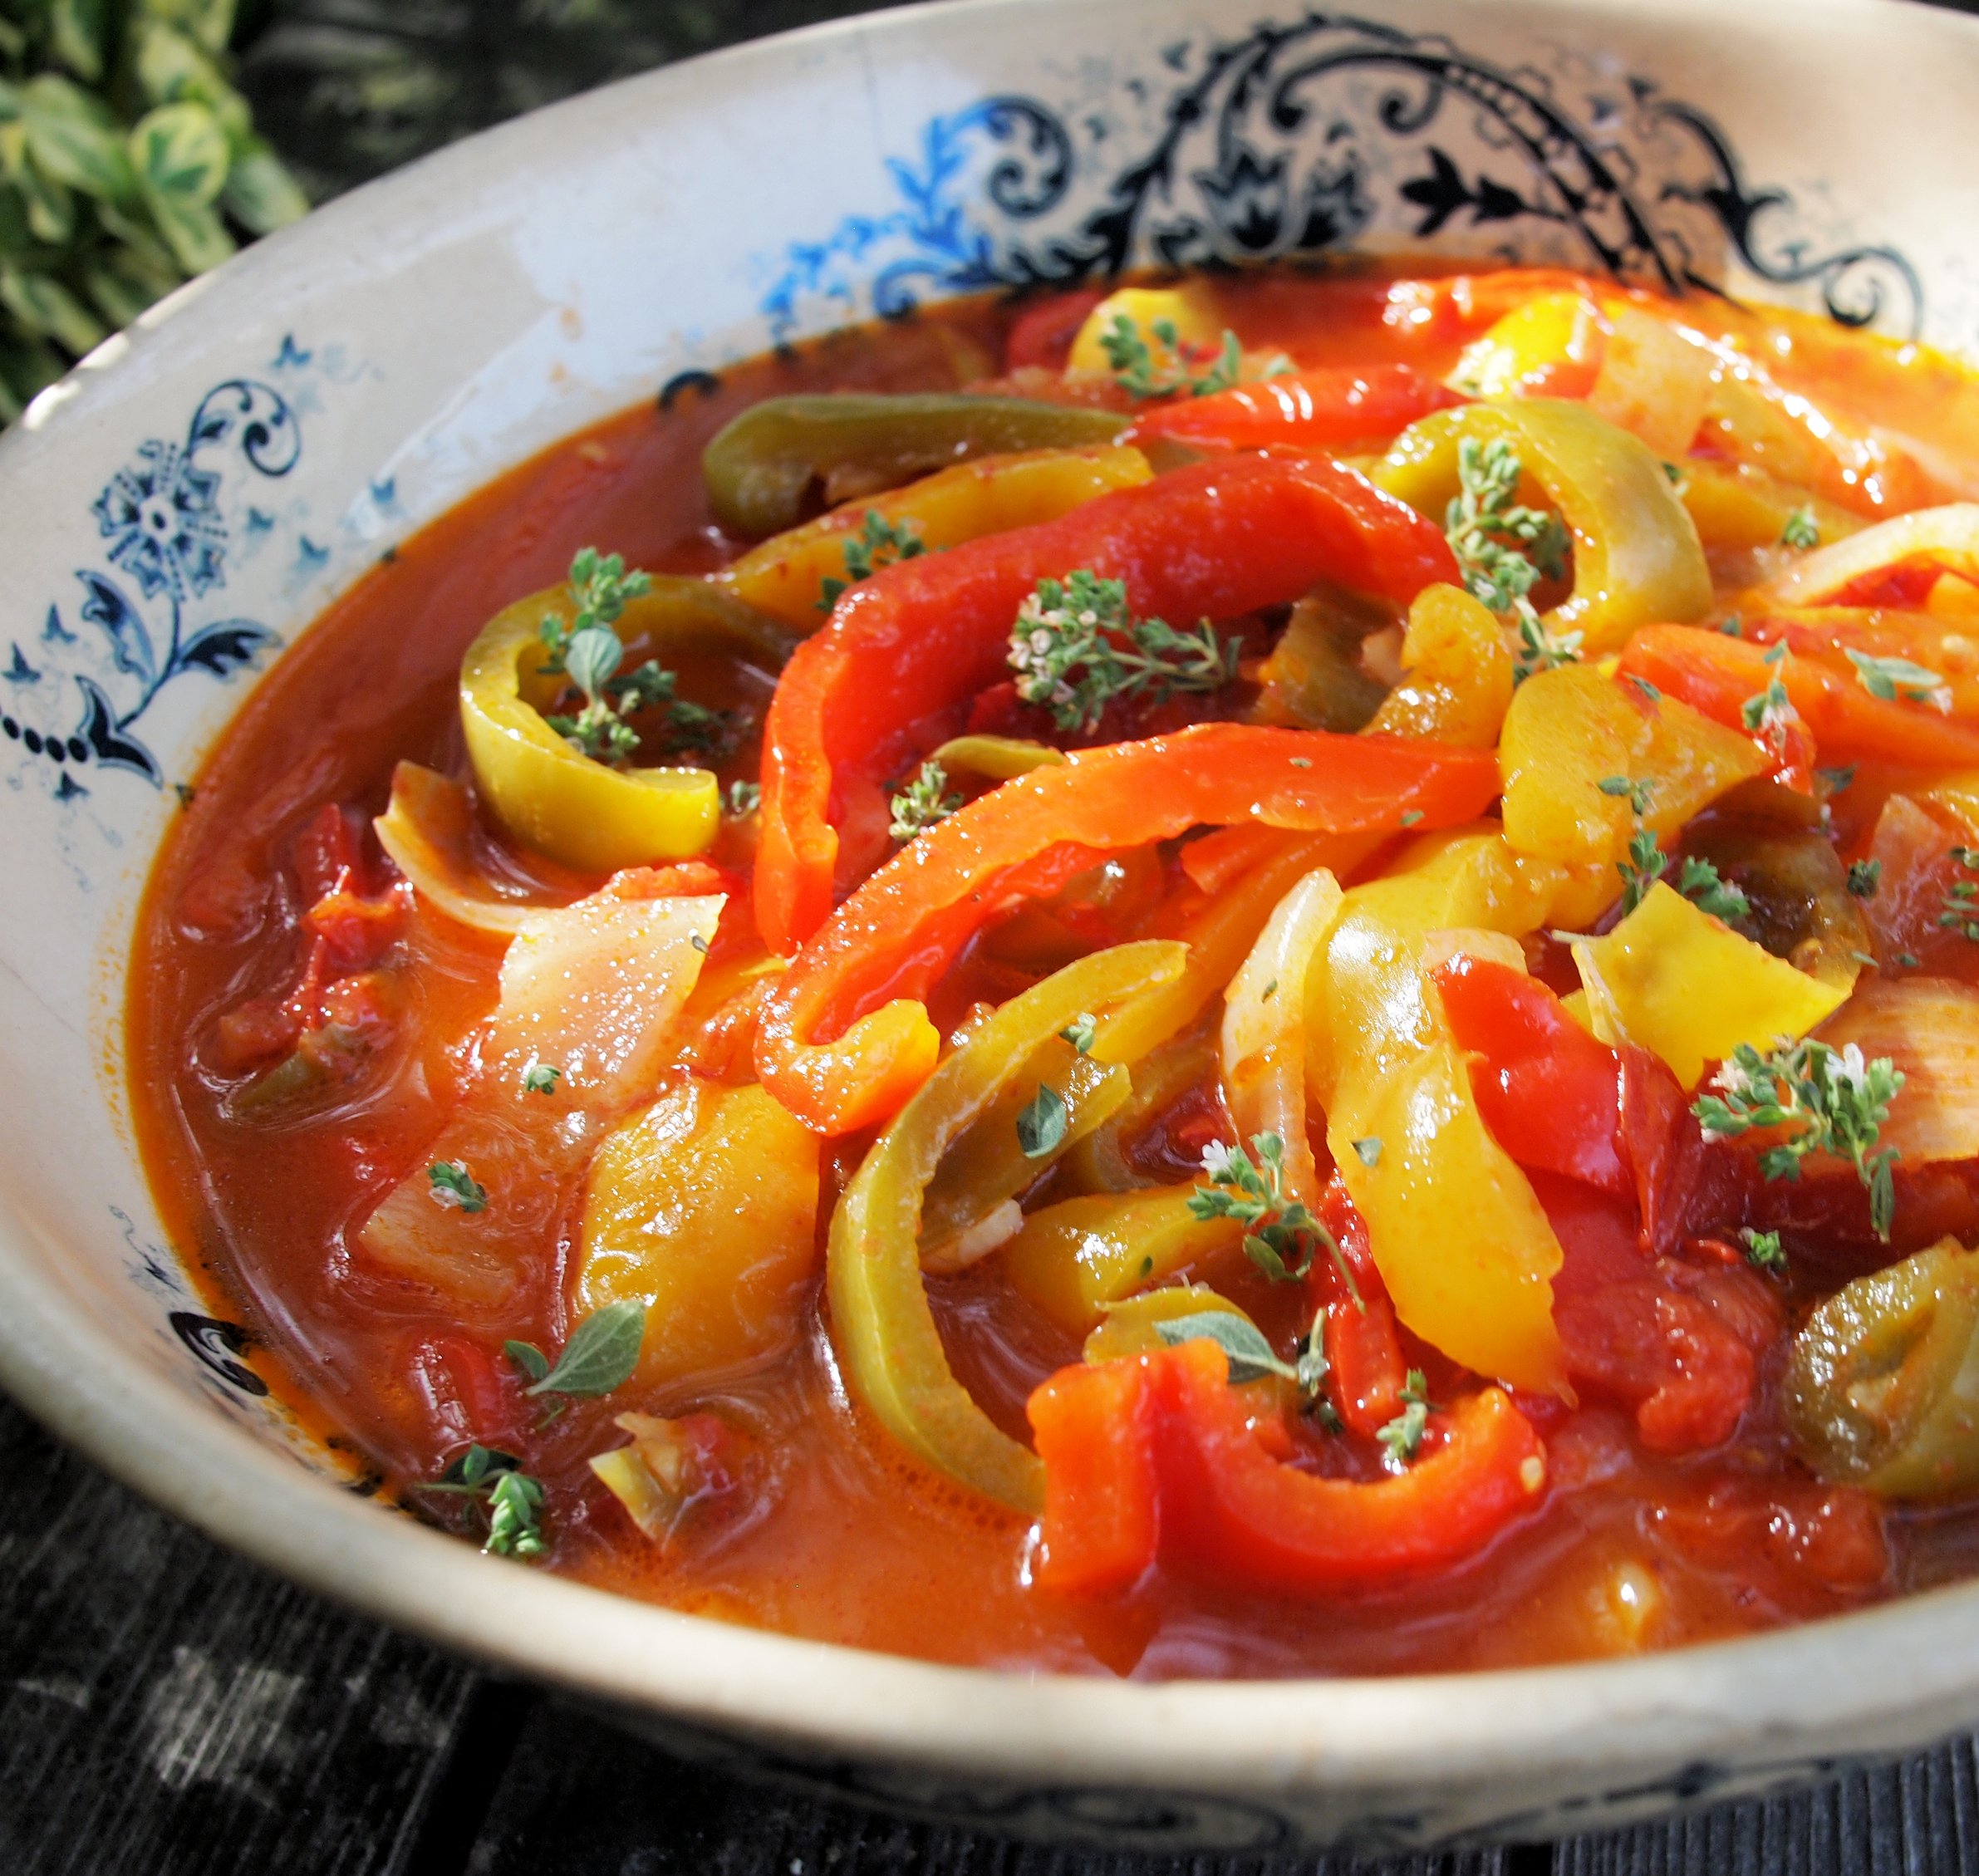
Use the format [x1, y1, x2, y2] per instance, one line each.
[129, 265, 1979, 1677]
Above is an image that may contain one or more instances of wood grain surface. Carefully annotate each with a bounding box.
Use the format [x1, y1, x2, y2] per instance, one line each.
[4, 1384, 1977, 1875]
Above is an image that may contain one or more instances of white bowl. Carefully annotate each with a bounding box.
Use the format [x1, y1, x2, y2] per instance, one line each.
[6, 0, 1979, 1851]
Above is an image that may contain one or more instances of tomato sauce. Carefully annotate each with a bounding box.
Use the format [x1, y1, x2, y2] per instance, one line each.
[128, 268, 1979, 1678]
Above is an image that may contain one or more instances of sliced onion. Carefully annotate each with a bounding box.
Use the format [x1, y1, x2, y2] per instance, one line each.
[1218, 866, 1342, 1206]
[1818, 977, 1979, 1165]
[374, 761, 578, 936]
[1765, 503, 1979, 608]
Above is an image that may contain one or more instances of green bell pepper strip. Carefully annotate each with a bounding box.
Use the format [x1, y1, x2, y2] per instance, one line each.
[702, 394, 1132, 537]
[1786, 1237, 1979, 1496]
[1373, 398, 1711, 656]
[919, 1039, 1131, 1267]
[827, 940, 1186, 1513]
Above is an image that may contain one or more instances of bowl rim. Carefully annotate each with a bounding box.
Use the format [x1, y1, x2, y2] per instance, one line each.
[7, 0, 1979, 1821]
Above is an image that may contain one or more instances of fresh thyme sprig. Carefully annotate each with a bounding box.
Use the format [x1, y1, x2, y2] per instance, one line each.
[1739, 639, 1800, 757]
[537, 548, 729, 765]
[1693, 1038, 1904, 1239]
[1674, 854, 1752, 923]
[1600, 775, 1748, 921]
[1444, 437, 1574, 682]
[1100, 316, 1245, 400]
[887, 760, 962, 842]
[420, 1445, 546, 1557]
[818, 510, 926, 611]
[504, 1301, 646, 1412]
[1008, 569, 1237, 734]
[428, 1161, 487, 1214]
[724, 779, 761, 817]
[1942, 847, 1979, 941]
[1152, 1308, 1339, 1426]
[1780, 504, 1821, 550]
[1189, 1132, 1358, 1294]
[522, 1061, 562, 1097]
[1741, 1227, 1787, 1273]
[1376, 1369, 1434, 1472]
[1847, 649, 1953, 715]
[1618, 825, 1667, 916]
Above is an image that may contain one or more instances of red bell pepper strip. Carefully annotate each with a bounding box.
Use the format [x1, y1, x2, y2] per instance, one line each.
[754, 454, 1461, 953]
[1312, 1174, 1406, 1436]
[1125, 365, 1463, 453]
[1028, 1338, 1546, 1597]
[754, 724, 1500, 1135]
[1432, 954, 1629, 1195]
[1620, 625, 1979, 769]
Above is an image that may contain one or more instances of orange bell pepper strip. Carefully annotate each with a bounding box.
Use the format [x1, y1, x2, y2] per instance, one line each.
[1027, 1338, 1546, 1597]
[1620, 624, 1979, 769]
[754, 724, 1500, 1135]
[754, 454, 1461, 954]
[1123, 365, 1464, 453]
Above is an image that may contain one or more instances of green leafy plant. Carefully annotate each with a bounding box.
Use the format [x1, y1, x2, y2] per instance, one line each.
[0, 0, 311, 422]
[419, 1444, 545, 1558]
[1443, 436, 1575, 680]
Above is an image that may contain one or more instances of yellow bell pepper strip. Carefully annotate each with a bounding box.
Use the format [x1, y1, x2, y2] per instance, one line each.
[1308, 829, 1574, 1393]
[1365, 582, 1514, 746]
[1620, 625, 1979, 771]
[1785, 1238, 1979, 1496]
[755, 724, 1501, 1135]
[701, 394, 1132, 538]
[1003, 1186, 1244, 1333]
[719, 445, 1152, 627]
[1220, 867, 1343, 1211]
[1082, 1283, 1258, 1364]
[374, 761, 583, 936]
[1063, 1026, 1220, 1195]
[827, 940, 1186, 1513]
[1763, 502, 1979, 609]
[755, 453, 1460, 952]
[1571, 881, 1849, 1090]
[1448, 289, 1605, 400]
[461, 576, 798, 874]
[1677, 460, 1862, 555]
[919, 1041, 1132, 1272]
[1067, 283, 1225, 379]
[924, 734, 1065, 781]
[1498, 661, 1767, 871]
[1373, 399, 1712, 655]
[1027, 1337, 1546, 1596]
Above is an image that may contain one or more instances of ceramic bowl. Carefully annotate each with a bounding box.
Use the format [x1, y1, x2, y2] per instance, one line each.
[6, 0, 1979, 1851]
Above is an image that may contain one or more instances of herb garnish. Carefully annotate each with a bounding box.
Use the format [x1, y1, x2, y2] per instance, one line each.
[818, 510, 926, 611]
[421, 1445, 545, 1557]
[1015, 1083, 1069, 1159]
[1674, 854, 1752, 924]
[1190, 1133, 1358, 1295]
[1741, 640, 1799, 754]
[1100, 316, 1245, 400]
[522, 1062, 562, 1097]
[503, 1300, 646, 1407]
[1059, 1013, 1098, 1056]
[1376, 1370, 1434, 1472]
[1352, 1137, 1383, 1167]
[1693, 1038, 1904, 1240]
[428, 1161, 488, 1214]
[724, 779, 761, 817]
[1847, 859, 1882, 899]
[1780, 504, 1821, 550]
[1618, 827, 1667, 916]
[887, 760, 962, 842]
[1741, 1227, 1787, 1273]
[1942, 847, 1979, 941]
[1153, 1309, 1336, 1422]
[1598, 773, 1657, 815]
[1008, 569, 1237, 734]
[1443, 437, 1575, 681]
[538, 548, 729, 764]
[1846, 649, 1952, 713]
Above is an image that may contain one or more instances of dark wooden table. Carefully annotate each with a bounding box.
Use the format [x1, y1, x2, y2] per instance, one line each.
[12, 2, 1979, 1870]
